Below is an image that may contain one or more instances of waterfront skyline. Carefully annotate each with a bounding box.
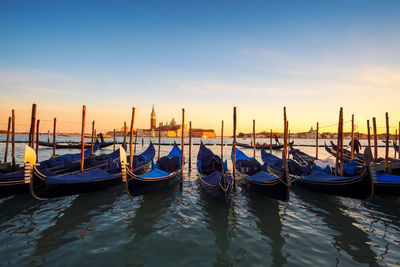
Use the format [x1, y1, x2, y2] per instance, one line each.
[1, 0, 399, 134]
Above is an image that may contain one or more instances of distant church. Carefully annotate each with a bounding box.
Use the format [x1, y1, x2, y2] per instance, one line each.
[150, 105, 156, 130]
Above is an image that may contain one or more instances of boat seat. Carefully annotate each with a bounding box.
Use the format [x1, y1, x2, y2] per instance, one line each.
[157, 156, 180, 173]
[237, 159, 261, 176]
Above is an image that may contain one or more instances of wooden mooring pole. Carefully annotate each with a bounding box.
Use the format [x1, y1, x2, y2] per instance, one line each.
[180, 108, 185, 178]
[36, 119, 40, 156]
[4, 117, 11, 162]
[335, 108, 341, 176]
[385, 112, 389, 173]
[53, 118, 57, 156]
[340, 109, 344, 176]
[189, 121, 192, 170]
[30, 103, 37, 149]
[232, 107, 237, 186]
[113, 129, 116, 152]
[11, 110, 15, 167]
[129, 108, 135, 171]
[80, 105, 86, 172]
[158, 123, 161, 160]
[253, 119, 256, 158]
[367, 120, 371, 147]
[91, 121, 95, 155]
[316, 122, 319, 159]
[373, 117, 378, 161]
[395, 129, 398, 159]
[351, 114, 354, 159]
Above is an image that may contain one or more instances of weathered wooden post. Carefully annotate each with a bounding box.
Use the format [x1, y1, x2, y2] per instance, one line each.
[253, 119, 256, 158]
[129, 108, 135, 171]
[385, 112, 389, 173]
[30, 103, 37, 149]
[283, 107, 288, 162]
[270, 129, 272, 154]
[11, 110, 15, 167]
[189, 121, 192, 170]
[316, 122, 319, 159]
[134, 128, 138, 154]
[232, 107, 237, 186]
[80, 105, 86, 172]
[4, 117, 11, 162]
[221, 120, 224, 163]
[350, 114, 354, 158]
[340, 108, 344, 176]
[335, 108, 342, 176]
[123, 121, 127, 149]
[91, 121, 95, 155]
[47, 130, 50, 143]
[35, 119, 40, 156]
[141, 133, 144, 146]
[373, 117, 378, 161]
[399, 121, 400, 159]
[180, 108, 185, 178]
[53, 118, 57, 156]
[158, 123, 162, 160]
[367, 120, 371, 147]
[395, 129, 398, 159]
[113, 129, 116, 152]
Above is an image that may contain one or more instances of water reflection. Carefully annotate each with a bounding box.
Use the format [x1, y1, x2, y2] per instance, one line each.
[199, 191, 237, 266]
[0, 194, 41, 225]
[246, 191, 287, 267]
[125, 184, 178, 247]
[30, 186, 124, 265]
[295, 190, 377, 265]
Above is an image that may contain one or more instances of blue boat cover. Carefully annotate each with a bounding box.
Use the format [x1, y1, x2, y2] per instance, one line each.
[248, 171, 278, 182]
[128, 142, 156, 170]
[231, 148, 278, 182]
[136, 145, 181, 179]
[261, 149, 312, 176]
[45, 168, 115, 185]
[42, 140, 101, 169]
[375, 172, 400, 183]
[197, 143, 222, 172]
[312, 165, 331, 174]
[202, 170, 233, 185]
[302, 170, 362, 182]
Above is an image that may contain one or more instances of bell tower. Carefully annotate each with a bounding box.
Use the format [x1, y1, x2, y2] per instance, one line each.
[150, 105, 156, 130]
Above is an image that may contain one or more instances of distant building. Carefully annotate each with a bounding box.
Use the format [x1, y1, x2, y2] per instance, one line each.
[150, 105, 156, 130]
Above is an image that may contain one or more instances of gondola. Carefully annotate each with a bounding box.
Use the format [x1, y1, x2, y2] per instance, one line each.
[232, 148, 289, 201]
[39, 140, 113, 149]
[236, 141, 293, 150]
[122, 144, 182, 197]
[0, 140, 101, 196]
[324, 143, 364, 165]
[261, 147, 374, 199]
[289, 145, 317, 164]
[330, 141, 364, 160]
[197, 142, 233, 202]
[25, 142, 155, 200]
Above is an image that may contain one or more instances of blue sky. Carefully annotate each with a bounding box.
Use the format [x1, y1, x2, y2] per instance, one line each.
[0, 0, 399, 133]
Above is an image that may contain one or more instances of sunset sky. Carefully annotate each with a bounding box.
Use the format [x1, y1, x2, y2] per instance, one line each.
[1, 0, 399, 134]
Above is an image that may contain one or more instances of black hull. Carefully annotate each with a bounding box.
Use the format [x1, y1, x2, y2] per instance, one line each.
[241, 176, 289, 202]
[0, 182, 29, 196]
[126, 172, 180, 197]
[292, 169, 374, 199]
[236, 142, 285, 150]
[39, 141, 113, 149]
[374, 182, 400, 195]
[197, 175, 233, 203]
[31, 168, 123, 199]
